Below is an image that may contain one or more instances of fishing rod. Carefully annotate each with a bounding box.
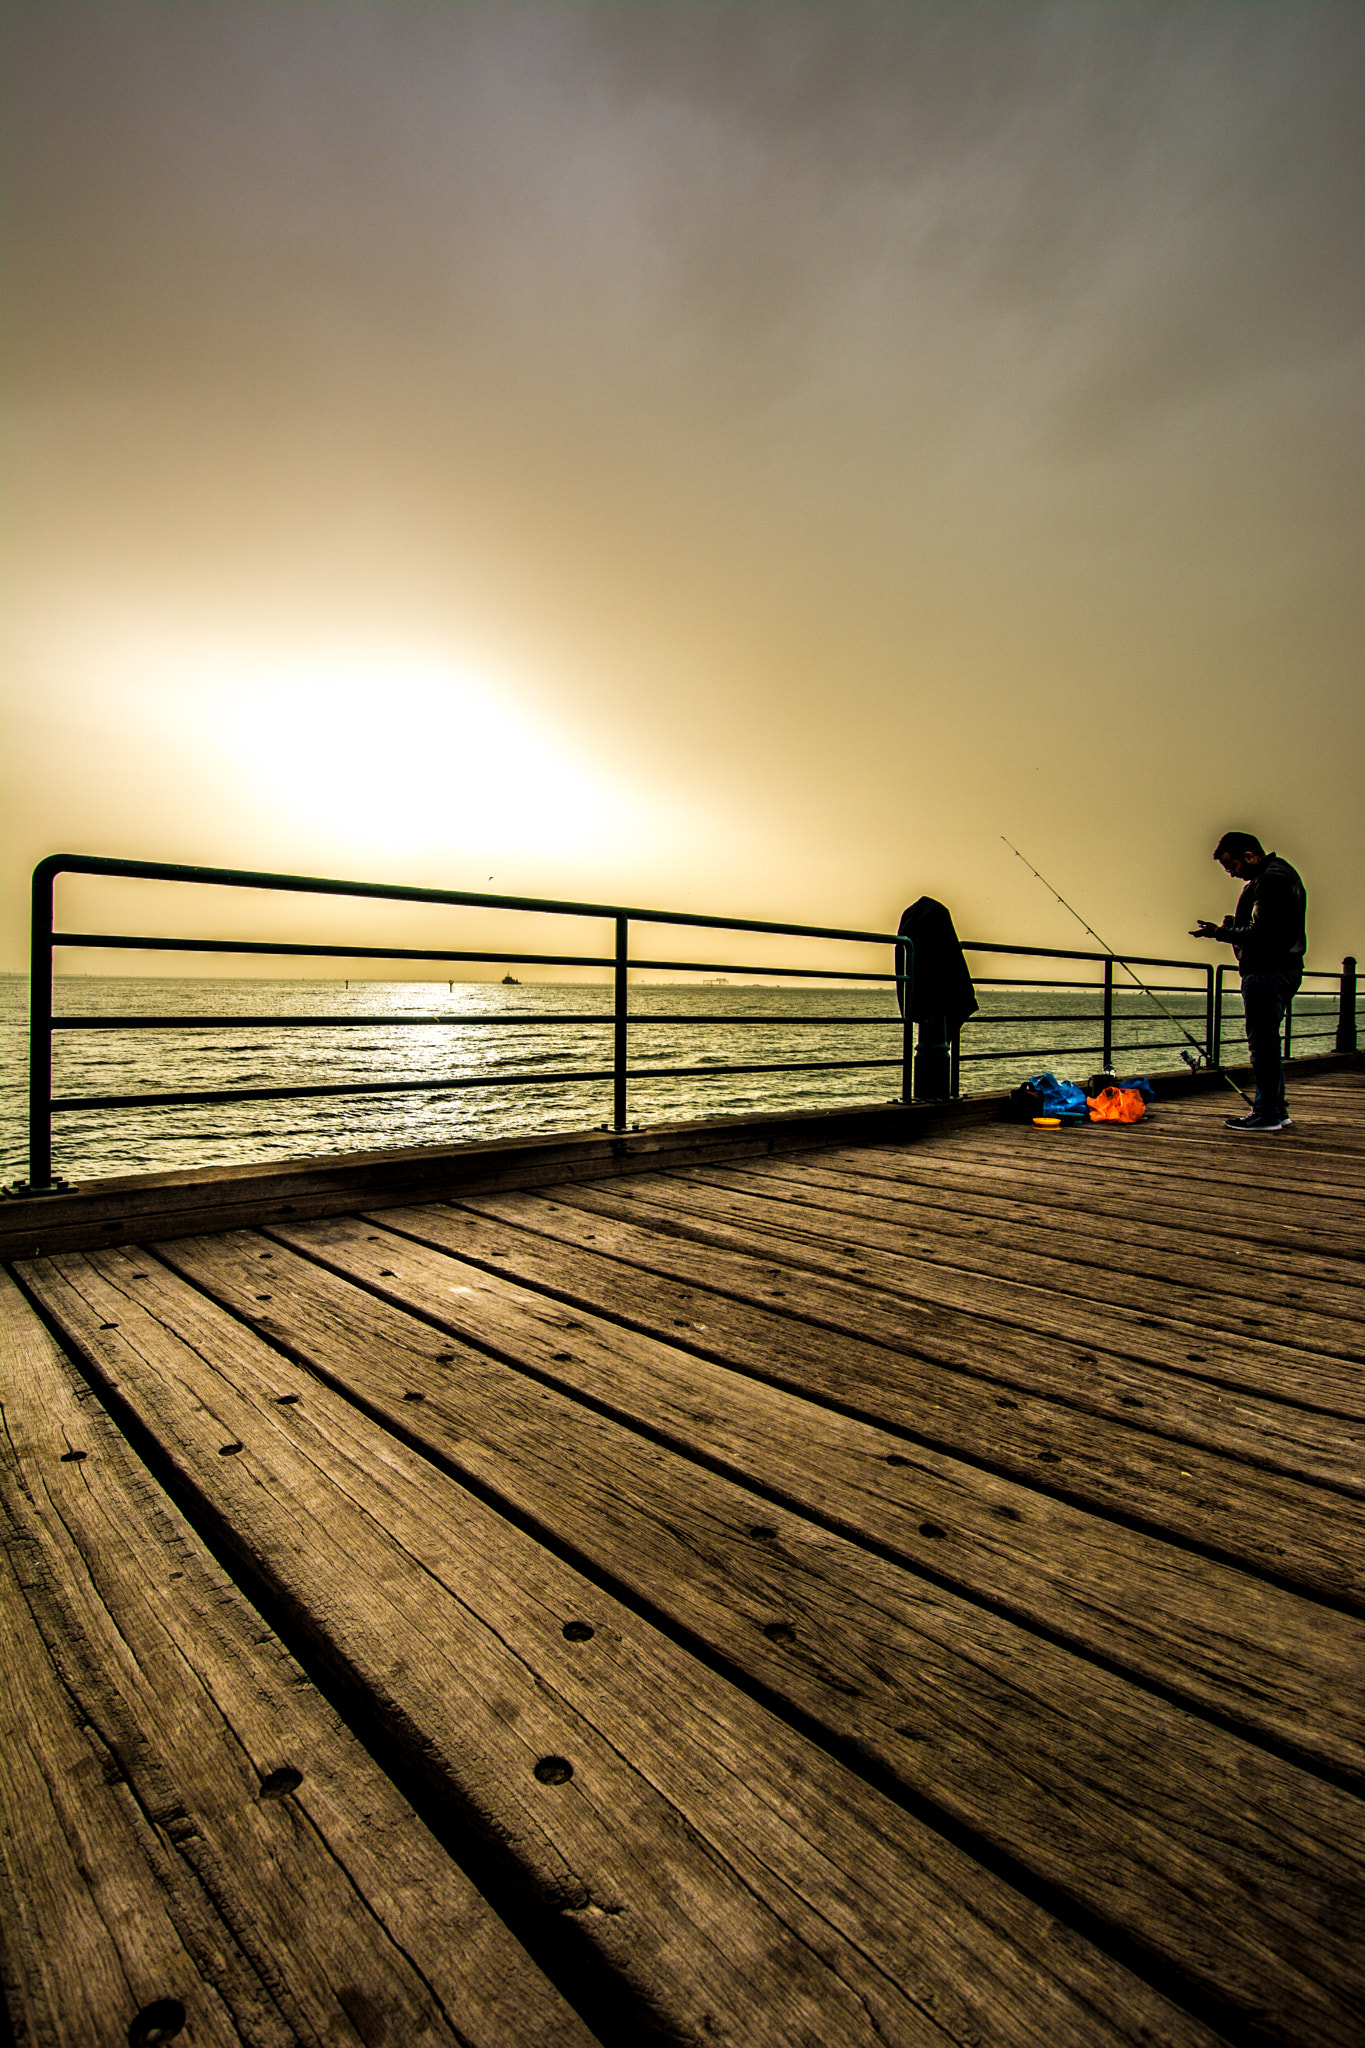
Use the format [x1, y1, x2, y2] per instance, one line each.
[1001, 837, 1253, 1107]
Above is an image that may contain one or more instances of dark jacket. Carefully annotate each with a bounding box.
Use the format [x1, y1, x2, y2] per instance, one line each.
[1229, 854, 1307, 975]
[895, 898, 979, 1023]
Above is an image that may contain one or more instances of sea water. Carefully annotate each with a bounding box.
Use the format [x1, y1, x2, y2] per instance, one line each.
[0, 975, 1337, 1185]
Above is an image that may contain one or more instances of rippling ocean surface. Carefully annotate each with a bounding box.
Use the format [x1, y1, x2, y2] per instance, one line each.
[0, 975, 1335, 1185]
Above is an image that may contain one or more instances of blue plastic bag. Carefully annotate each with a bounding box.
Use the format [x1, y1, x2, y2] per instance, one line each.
[1026, 1072, 1090, 1117]
[1118, 1075, 1156, 1103]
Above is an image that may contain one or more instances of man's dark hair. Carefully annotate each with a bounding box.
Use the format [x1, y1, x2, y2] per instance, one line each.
[1214, 830, 1264, 861]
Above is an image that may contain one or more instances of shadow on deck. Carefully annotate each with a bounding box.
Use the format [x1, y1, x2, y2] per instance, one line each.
[3, 1069, 1363, 2047]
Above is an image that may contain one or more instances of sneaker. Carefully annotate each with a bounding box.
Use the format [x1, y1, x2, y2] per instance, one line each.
[1224, 1113, 1289, 1133]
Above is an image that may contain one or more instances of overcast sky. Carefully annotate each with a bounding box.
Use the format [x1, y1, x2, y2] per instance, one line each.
[2, 2, 1360, 975]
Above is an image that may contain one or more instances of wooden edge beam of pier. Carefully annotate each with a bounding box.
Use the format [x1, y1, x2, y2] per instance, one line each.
[2, 1056, 1362, 2045]
[1, 1049, 1357, 1264]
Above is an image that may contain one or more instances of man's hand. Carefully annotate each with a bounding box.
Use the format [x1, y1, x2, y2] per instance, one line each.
[1189, 916, 1234, 939]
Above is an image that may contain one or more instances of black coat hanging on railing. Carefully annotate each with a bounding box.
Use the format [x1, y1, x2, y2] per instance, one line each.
[895, 896, 977, 1103]
[894, 898, 979, 1023]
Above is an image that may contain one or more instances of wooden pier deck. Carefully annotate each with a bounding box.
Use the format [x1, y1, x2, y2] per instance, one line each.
[2, 1068, 1362, 2047]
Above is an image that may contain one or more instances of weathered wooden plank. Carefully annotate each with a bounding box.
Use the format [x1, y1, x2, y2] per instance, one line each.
[268, 1207, 1365, 1779]
[575, 1167, 1363, 1371]
[851, 1143, 1365, 1263]
[529, 1190, 1365, 1570]
[464, 1186, 1365, 1424]
[662, 1165, 1365, 1358]
[0, 1269, 599, 2048]
[1278, 1099, 1365, 1123]
[1, 1547, 250, 2048]
[1095, 1130, 1365, 1188]
[489, 1187, 1365, 1597]
[1138, 1080, 1365, 1135]
[741, 1154, 1365, 1294]
[14, 1253, 1224, 2048]
[371, 1199, 1364, 1494]
[712, 1156, 1365, 1322]
[909, 1120, 1365, 1207]
[1130, 1099, 1365, 1148]
[67, 1236, 1365, 2048]
[867, 1123, 1365, 1227]
[797, 1144, 1364, 1262]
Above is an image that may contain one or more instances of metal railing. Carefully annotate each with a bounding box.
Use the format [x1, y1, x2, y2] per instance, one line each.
[12, 855, 1360, 1191]
[951, 950, 1352, 1099]
[1209, 960, 1350, 1068]
[17, 856, 916, 1192]
[953, 947, 1217, 1091]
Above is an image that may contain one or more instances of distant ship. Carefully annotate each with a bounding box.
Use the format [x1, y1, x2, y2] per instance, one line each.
[502, 974, 520, 985]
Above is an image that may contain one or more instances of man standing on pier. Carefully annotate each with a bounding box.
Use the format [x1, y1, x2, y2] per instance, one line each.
[1191, 832, 1307, 1134]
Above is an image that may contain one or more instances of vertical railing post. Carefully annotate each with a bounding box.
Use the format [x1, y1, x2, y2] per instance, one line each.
[1102, 957, 1114, 1071]
[949, 1024, 960, 1100]
[26, 859, 58, 1191]
[898, 939, 914, 1103]
[612, 915, 629, 1132]
[1212, 964, 1226, 1069]
[1204, 965, 1215, 1067]
[1337, 957, 1358, 1053]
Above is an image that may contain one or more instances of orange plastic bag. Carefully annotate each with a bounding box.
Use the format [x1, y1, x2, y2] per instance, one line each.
[1087, 1086, 1145, 1123]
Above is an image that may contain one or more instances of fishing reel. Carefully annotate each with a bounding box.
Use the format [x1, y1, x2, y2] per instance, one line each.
[1180, 1049, 1204, 1073]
